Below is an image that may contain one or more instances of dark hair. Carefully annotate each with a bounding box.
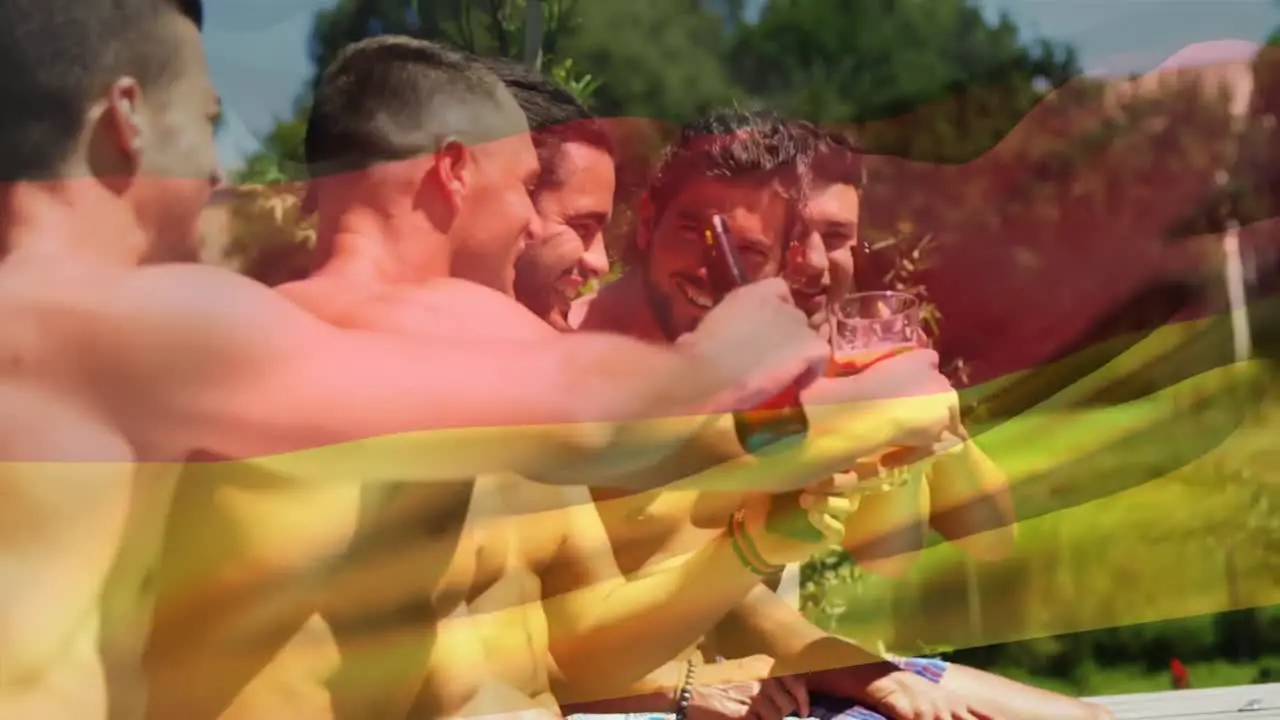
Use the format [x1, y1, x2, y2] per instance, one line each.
[646, 108, 818, 221]
[810, 126, 867, 190]
[477, 56, 615, 189]
[305, 36, 511, 177]
[618, 108, 818, 265]
[0, 0, 203, 181]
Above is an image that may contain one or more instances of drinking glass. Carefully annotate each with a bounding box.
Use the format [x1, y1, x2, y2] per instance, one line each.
[830, 291, 925, 373]
[828, 291, 927, 495]
[826, 291, 932, 576]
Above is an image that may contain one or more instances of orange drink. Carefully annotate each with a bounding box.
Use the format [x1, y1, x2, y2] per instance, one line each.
[825, 292, 930, 576]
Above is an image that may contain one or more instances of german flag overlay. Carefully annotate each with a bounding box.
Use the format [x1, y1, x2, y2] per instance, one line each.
[8, 2, 1280, 718]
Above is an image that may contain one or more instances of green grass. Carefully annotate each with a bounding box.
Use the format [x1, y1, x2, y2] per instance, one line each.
[804, 308, 1280, 660]
[991, 657, 1276, 697]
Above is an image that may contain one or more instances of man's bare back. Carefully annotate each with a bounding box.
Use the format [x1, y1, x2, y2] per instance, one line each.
[0, 253, 186, 719]
[158, 275, 571, 720]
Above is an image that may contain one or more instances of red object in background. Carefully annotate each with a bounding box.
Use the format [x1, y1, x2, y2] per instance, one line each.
[1170, 658, 1191, 690]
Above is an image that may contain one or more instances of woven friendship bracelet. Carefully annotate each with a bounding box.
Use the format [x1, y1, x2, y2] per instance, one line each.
[730, 508, 785, 576]
[729, 509, 774, 576]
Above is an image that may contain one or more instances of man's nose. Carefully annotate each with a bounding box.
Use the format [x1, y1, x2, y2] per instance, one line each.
[789, 233, 829, 279]
[580, 235, 610, 278]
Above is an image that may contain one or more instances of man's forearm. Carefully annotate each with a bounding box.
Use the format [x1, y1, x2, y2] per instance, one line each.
[557, 658, 684, 710]
[521, 338, 742, 489]
[710, 585, 896, 682]
[546, 413, 747, 490]
[929, 435, 1017, 557]
[545, 531, 767, 697]
[793, 637, 903, 695]
[230, 343, 736, 492]
[142, 573, 317, 720]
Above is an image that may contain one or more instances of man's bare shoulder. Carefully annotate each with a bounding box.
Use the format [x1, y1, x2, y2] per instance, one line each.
[111, 264, 289, 320]
[281, 275, 555, 342]
[0, 264, 265, 395]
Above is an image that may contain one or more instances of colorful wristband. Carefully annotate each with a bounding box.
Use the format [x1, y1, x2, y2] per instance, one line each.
[730, 508, 785, 576]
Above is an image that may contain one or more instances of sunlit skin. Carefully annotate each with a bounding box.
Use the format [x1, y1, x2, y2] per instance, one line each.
[0, 10, 225, 720]
[145, 109, 558, 720]
[444, 130, 545, 295]
[154, 125, 853, 720]
[567, 174, 1101, 720]
[791, 181, 861, 336]
[637, 174, 796, 340]
[514, 141, 615, 330]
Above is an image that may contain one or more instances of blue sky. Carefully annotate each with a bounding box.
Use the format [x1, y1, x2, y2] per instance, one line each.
[207, 0, 1280, 169]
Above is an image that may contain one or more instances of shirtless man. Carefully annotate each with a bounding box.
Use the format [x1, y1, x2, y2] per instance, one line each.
[0, 6, 926, 718]
[548, 111, 1110, 719]
[140, 40, 954, 720]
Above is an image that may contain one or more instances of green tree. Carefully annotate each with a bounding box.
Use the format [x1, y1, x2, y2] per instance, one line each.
[729, 0, 1078, 161]
[310, 0, 579, 89]
[234, 108, 308, 185]
[554, 0, 741, 122]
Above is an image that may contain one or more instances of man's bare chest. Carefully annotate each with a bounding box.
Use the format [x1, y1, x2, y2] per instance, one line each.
[595, 491, 723, 577]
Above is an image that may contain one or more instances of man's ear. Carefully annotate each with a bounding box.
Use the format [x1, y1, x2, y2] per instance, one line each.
[101, 77, 147, 172]
[430, 137, 472, 211]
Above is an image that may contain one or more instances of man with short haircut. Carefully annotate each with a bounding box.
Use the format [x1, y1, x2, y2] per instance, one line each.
[142, 42, 951, 720]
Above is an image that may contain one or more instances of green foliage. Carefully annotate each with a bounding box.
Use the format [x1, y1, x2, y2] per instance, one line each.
[210, 0, 1280, 682]
[545, 56, 601, 104]
[309, 0, 589, 91]
[729, 0, 1078, 160]
[235, 0, 605, 188]
[799, 548, 861, 630]
[554, 0, 740, 123]
[235, 113, 308, 185]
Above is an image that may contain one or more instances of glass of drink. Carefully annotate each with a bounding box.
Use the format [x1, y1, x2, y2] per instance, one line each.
[829, 291, 925, 376]
[827, 291, 931, 576]
[829, 291, 927, 493]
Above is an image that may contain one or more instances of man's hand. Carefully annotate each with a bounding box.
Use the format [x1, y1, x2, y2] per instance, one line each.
[690, 655, 810, 720]
[805, 349, 962, 456]
[739, 491, 858, 566]
[855, 669, 992, 720]
[681, 278, 831, 412]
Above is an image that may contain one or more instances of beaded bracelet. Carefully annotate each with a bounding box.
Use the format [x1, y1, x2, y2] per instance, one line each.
[674, 657, 696, 720]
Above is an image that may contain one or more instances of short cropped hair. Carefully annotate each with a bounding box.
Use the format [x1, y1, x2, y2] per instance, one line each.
[646, 108, 818, 221]
[305, 36, 518, 177]
[478, 56, 615, 189]
[0, 0, 203, 181]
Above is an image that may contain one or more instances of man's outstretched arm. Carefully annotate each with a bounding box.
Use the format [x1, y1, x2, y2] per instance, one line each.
[928, 427, 1018, 560]
[104, 267, 826, 490]
[710, 584, 896, 681]
[538, 492, 766, 698]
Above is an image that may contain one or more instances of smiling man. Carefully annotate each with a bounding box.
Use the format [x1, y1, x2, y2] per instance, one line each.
[481, 57, 618, 331]
[548, 110, 1108, 720]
